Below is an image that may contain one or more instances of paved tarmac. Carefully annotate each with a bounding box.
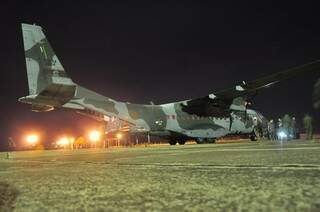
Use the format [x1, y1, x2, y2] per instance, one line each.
[1, 140, 320, 211]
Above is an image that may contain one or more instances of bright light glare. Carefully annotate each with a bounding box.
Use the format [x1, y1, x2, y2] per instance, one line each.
[116, 133, 122, 139]
[26, 134, 39, 145]
[89, 130, 101, 142]
[277, 131, 287, 139]
[57, 137, 69, 146]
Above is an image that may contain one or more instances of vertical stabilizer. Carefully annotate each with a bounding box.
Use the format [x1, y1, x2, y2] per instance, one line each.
[20, 23, 76, 109]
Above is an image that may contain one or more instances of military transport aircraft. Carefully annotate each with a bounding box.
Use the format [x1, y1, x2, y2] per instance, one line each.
[19, 23, 320, 145]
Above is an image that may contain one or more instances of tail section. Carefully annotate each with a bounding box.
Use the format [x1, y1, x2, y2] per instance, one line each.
[19, 23, 140, 131]
[20, 23, 76, 111]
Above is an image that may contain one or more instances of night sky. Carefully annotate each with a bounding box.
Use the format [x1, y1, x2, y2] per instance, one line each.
[1, 1, 320, 149]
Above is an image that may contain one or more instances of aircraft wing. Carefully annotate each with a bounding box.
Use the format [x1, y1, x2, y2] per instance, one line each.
[215, 60, 320, 99]
[181, 60, 320, 116]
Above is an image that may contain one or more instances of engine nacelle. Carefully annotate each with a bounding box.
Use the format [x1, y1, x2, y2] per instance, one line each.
[31, 104, 55, 112]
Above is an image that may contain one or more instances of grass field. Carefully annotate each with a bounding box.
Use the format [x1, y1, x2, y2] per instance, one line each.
[1, 140, 320, 211]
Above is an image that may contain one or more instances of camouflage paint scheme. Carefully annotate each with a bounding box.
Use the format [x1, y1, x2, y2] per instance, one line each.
[19, 24, 320, 144]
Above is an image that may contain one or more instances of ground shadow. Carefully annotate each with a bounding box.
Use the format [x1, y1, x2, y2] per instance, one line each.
[0, 182, 19, 212]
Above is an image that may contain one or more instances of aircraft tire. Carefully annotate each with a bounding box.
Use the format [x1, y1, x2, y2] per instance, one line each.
[250, 134, 258, 141]
[178, 140, 186, 145]
[169, 140, 177, 145]
[207, 139, 216, 144]
[195, 138, 204, 144]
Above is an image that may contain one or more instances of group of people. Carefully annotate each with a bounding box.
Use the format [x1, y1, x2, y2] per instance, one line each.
[267, 114, 313, 141]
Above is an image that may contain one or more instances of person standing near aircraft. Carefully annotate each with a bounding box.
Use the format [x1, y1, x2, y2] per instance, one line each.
[276, 118, 283, 140]
[303, 114, 313, 140]
[268, 120, 276, 140]
[282, 114, 291, 140]
[290, 117, 297, 139]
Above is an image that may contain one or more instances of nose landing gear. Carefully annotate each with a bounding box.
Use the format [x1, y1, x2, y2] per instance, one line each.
[250, 134, 258, 141]
[250, 129, 259, 141]
[169, 140, 177, 145]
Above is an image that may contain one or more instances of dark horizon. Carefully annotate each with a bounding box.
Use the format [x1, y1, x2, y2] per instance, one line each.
[1, 1, 320, 150]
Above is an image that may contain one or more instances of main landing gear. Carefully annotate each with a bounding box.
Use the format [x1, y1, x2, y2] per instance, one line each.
[169, 140, 177, 145]
[195, 138, 216, 144]
[169, 140, 186, 145]
[169, 138, 216, 145]
[178, 140, 186, 145]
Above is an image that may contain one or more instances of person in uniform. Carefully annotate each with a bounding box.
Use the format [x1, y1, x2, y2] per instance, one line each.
[303, 114, 313, 140]
[267, 120, 276, 140]
[276, 118, 283, 140]
[290, 117, 297, 139]
[282, 114, 291, 139]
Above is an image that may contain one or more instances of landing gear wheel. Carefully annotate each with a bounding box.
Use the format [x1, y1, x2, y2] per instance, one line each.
[250, 134, 258, 141]
[178, 140, 186, 145]
[250, 128, 260, 141]
[195, 138, 204, 144]
[169, 140, 177, 145]
[207, 139, 216, 144]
